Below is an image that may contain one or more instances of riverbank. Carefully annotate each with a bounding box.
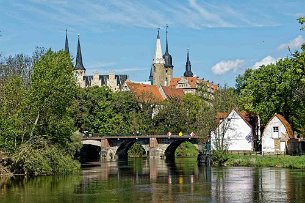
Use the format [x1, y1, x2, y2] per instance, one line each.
[225, 154, 305, 169]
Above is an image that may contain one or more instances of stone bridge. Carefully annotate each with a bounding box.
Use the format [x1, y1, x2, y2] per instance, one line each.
[81, 135, 202, 160]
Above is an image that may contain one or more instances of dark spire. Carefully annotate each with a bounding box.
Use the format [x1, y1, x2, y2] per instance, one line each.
[165, 26, 169, 53]
[184, 49, 193, 77]
[149, 66, 153, 82]
[74, 34, 86, 70]
[163, 25, 173, 68]
[65, 29, 70, 55]
[157, 27, 160, 39]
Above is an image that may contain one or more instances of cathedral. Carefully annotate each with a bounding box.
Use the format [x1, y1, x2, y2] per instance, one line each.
[148, 28, 218, 95]
[65, 31, 128, 91]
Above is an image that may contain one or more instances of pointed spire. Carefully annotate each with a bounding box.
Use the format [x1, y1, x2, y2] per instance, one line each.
[163, 25, 173, 68]
[74, 34, 86, 70]
[184, 49, 193, 77]
[153, 28, 165, 64]
[65, 29, 70, 55]
[165, 25, 168, 53]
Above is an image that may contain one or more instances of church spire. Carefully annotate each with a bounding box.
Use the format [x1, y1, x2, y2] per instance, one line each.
[163, 25, 173, 68]
[74, 34, 86, 70]
[153, 28, 165, 64]
[184, 49, 193, 77]
[65, 29, 70, 55]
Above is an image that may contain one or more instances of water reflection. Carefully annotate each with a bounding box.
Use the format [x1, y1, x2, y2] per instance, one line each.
[1, 158, 305, 202]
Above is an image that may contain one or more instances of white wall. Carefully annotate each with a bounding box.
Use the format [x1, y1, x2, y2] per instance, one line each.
[211, 110, 253, 151]
[262, 116, 287, 153]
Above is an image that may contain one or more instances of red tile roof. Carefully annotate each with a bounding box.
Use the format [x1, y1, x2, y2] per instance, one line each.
[169, 77, 219, 90]
[169, 78, 181, 88]
[161, 86, 184, 99]
[126, 82, 163, 103]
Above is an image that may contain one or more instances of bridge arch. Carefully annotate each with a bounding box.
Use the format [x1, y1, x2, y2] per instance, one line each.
[164, 140, 199, 159]
[80, 144, 101, 162]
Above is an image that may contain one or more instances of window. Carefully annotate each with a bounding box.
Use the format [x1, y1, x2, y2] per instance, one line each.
[272, 126, 279, 138]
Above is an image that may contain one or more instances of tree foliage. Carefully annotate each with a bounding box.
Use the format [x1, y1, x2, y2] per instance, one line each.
[0, 49, 81, 175]
[237, 47, 305, 135]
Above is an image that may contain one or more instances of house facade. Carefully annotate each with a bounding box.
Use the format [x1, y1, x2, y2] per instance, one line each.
[262, 113, 294, 154]
[211, 109, 258, 152]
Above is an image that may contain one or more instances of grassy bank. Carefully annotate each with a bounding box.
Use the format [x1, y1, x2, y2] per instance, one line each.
[225, 154, 305, 169]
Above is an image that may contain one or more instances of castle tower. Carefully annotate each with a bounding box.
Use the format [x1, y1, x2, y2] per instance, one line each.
[150, 29, 166, 86]
[65, 29, 70, 55]
[183, 49, 193, 77]
[163, 26, 173, 86]
[74, 34, 86, 87]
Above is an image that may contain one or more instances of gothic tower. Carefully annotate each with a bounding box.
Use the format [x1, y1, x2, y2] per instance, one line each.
[74, 34, 86, 87]
[163, 26, 173, 86]
[65, 29, 70, 55]
[184, 49, 194, 77]
[150, 29, 165, 86]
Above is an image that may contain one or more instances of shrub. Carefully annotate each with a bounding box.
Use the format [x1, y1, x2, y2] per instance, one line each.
[11, 143, 80, 176]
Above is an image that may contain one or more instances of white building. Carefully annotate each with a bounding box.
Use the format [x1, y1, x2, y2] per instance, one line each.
[262, 113, 294, 154]
[211, 109, 257, 152]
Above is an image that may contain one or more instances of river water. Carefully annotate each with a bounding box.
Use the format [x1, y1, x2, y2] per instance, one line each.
[1, 158, 305, 203]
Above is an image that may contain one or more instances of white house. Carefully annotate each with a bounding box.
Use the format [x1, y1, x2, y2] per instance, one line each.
[262, 113, 294, 154]
[211, 109, 256, 152]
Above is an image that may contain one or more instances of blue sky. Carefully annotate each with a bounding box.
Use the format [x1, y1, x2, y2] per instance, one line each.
[0, 0, 305, 86]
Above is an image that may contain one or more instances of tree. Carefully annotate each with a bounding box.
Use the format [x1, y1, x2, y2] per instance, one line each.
[29, 49, 78, 151]
[236, 46, 305, 135]
[298, 16, 305, 31]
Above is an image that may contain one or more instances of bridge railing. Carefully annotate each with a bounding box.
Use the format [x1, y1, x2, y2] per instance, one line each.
[80, 132, 199, 139]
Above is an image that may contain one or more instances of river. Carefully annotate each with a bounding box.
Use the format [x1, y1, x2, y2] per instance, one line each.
[1, 158, 305, 202]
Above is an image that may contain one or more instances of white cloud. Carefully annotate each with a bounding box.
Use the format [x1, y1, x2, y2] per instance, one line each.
[87, 62, 116, 69]
[211, 59, 244, 75]
[278, 35, 305, 51]
[252, 56, 277, 69]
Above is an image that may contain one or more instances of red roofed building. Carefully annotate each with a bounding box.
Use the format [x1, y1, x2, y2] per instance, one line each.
[262, 113, 295, 154]
[122, 81, 164, 103]
[212, 109, 260, 152]
[169, 76, 219, 95]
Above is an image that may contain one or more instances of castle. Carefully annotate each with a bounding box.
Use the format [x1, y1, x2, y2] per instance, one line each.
[66, 28, 218, 96]
[65, 31, 128, 92]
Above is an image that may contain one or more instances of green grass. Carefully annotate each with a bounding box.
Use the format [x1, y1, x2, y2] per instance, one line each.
[225, 154, 305, 169]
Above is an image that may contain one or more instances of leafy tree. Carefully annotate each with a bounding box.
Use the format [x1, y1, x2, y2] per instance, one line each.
[236, 47, 305, 135]
[0, 76, 29, 150]
[29, 49, 78, 151]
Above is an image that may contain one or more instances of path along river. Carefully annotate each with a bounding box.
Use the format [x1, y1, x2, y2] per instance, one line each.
[1, 158, 305, 203]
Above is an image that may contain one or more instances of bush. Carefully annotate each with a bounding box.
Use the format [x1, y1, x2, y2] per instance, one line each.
[11, 144, 80, 176]
[212, 149, 230, 166]
[175, 141, 198, 157]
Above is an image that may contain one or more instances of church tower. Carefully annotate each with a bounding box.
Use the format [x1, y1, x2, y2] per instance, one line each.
[184, 49, 194, 77]
[163, 26, 173, 86]
[65, 29, 70, 55]
[150, 29, 165, 86]
[74, 34, 86, 87]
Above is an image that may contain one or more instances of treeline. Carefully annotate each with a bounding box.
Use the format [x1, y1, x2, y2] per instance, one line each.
[71, 84, 238, 138]
[0, 49, 81, 176]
